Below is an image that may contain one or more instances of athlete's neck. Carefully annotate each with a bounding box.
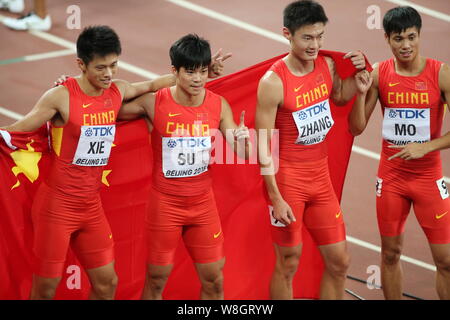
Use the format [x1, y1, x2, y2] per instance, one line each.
[394, 55, 426, 77]
[76, 76, 104, 96]
[171, 86, 205, 107]
[285, 52, 315, 76]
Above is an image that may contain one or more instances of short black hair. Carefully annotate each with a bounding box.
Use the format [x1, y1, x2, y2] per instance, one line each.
[283, 0, 328, 34]
[169, 34, 211, 71]
[76, 25, 122, 65]
[383, 6, 422, 37]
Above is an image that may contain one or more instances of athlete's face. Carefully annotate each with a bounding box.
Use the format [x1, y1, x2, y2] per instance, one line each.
[173, 65, 209, 96]
[385, 27, 420, 63]
[284, 23, 325, 61]
[78, 53, 119, 89]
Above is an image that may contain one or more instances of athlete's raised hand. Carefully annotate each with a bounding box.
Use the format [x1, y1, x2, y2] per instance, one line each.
[234, 110, 250, 142]
[209, 48, 232, 78]
[388, 142, 431, 160]
[355, 69, 373, 94]
[344, 50, 366, 70]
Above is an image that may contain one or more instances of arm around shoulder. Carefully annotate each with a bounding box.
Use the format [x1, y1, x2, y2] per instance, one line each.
[114, 75, 175, 102]
[118, 92, 155, 121]
[439, 63, 450, 100]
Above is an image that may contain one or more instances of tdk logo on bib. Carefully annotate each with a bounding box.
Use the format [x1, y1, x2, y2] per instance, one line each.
[167, 139, 177, 148]
[297, 102, 328, 120]
[388, 109, 426, 119]
[169, 138, 209, 148]
[298, 111, 308, 120]
[85, 126, 114, 137]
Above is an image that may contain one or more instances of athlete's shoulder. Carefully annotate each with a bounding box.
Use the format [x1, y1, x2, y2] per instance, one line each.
[259, 69, 283, 88]
[42, 85, 69, 104]
[374, 59, 394, 87]
[323, 55, 335, 68]
[219, 95, 230, 107]
[438, 62, 450, 91]
[110, 78, 127, 96]
[258, 71, 283, 104]
[112, 78, 127, 89]
[378, 58, 393, 66]
[436, 60, 449, 73]
[256, 71, 283, 108]
[439, 62, 450, 73]
[323, 55, 334, 65]
[370, 62, 380, 87]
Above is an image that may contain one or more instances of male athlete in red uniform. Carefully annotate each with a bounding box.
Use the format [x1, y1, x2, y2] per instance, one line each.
[255, 0, 368, 299]
[349, 6, 450, 299]
[119, 34, 251, 300]
[0, 26, 187, 300]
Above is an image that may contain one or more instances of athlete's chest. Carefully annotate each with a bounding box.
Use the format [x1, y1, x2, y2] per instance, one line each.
[70, 96, 120, 126]
[282, 71, 332, 112]
[156, 104, 220, 137]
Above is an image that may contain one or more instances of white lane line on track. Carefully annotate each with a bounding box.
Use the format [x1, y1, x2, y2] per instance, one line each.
[347, 236, 436, 271]
[167, 0, 450, 25]
[0, 49, 74, 66]
[23, 49, 74, 62]
[0, 106, 24, 121]
[383, 0, 450, 22]
[167, 0, 289, 44]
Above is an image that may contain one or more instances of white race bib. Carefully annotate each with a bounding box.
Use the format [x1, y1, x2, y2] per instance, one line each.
[268, 205, 286, 227]
[162, 136, 211, 178]
[382, 108, 430, 145]
[376, 177, 383, 197]
[436, 178, 449, 200]
[72, 125, 115, 166]
[292, 99, 334, 145]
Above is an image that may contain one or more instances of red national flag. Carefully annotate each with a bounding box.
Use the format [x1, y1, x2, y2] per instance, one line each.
[0, 51, 369, 299]
[0, 127, 50, 299]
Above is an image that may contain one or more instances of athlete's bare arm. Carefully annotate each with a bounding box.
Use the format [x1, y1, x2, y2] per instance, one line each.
[1, 86, 69, 132]
[255, 71, 295, 226]
[326, 51, 366, 106]
[114, 74, 175, 102]
[117, 91, 156, 123]
[218, 98, 251, 159]
[348, 64, 379, 136]
[389, 63, 450, 160]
